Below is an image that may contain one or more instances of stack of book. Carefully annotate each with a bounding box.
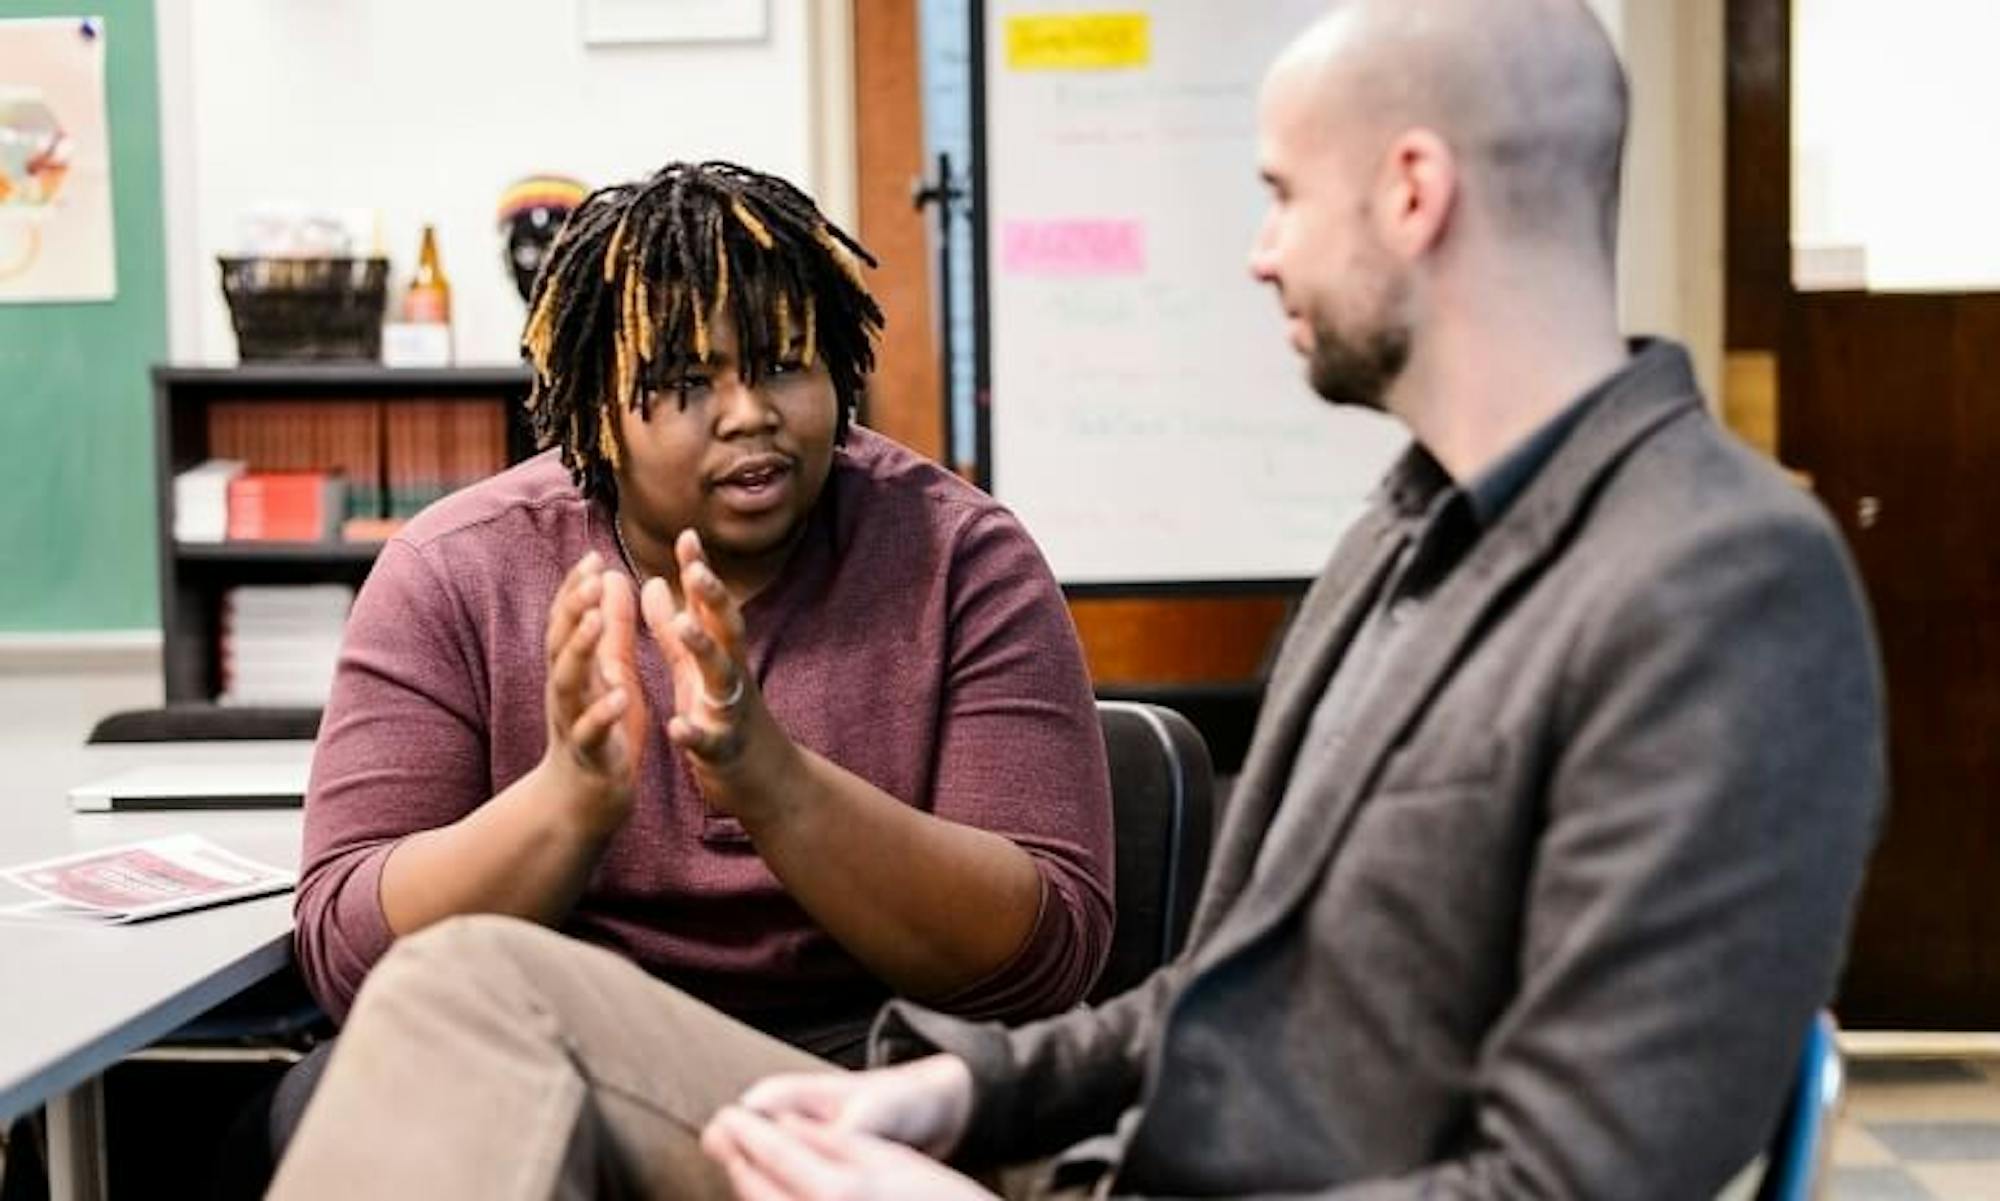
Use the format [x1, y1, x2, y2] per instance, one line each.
[385, 399, 511, 519]
[204, 398, 510, 538]
[172, 459, 247, 543]
[218, 584, 354, 707]
[207, 400, 382, 523]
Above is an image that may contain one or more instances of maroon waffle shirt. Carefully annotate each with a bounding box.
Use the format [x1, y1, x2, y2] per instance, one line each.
[295, 428, 1114, 1062]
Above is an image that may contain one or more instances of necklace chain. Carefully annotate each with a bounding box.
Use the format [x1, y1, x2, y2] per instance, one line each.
[612, 516, 746, 714]
[612, 512, 643, 578]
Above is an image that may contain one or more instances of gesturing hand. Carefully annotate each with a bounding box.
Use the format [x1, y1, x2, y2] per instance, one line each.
[640, 530, 794, 818]
[541, 552, 645, 832]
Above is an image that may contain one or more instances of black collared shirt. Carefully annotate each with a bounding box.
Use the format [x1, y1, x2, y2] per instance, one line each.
[1277, 362, 1618, 808]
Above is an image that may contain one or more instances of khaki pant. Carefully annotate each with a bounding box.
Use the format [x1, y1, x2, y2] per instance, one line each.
[268, 914, 1087, 1200]
[269, 914, 835, 1200]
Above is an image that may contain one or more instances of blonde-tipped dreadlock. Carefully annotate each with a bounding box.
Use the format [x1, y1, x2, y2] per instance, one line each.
[602, 214, 629, 283]
[730, 198, 775, 250]
[813, 227, 871, 295]
[519, 160, 885, 505]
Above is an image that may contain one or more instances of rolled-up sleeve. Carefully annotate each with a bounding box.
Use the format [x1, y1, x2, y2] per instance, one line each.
[921, 506, 1114, 1020]
[294, 537, 491, 1020]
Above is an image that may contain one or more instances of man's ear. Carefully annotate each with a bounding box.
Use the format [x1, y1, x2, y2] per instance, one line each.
[1374, 128, 1456, 261]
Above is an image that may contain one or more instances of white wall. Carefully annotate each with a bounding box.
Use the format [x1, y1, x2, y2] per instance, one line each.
[161, 0, 819, 366]
[1587, 0, 1624, 47]
[0, 636, 160, 793]
[1597, 0, 1725, 400]
[1617, 0, 1724, 399]
[1794, 0, 2000, 290]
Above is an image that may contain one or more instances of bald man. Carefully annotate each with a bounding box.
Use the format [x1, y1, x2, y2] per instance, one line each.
[701, 2, 1883, 1198]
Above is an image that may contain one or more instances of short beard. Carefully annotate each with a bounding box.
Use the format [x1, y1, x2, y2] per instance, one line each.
[1306, 319, 1411, 412]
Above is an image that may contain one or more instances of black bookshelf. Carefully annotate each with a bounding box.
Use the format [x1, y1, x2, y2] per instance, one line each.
[146, 364, 536, 730]
[173, 542, 385, 565]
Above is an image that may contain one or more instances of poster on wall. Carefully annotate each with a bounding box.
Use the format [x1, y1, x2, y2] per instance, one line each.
[0, 16, 115, 304]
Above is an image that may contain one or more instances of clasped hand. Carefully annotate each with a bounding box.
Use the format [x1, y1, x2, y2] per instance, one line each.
[701, 1056, 991, 1201]
[540, 531, 791, 827]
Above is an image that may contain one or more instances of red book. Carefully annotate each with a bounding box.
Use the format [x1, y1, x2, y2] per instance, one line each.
[227, 471, 344, 541]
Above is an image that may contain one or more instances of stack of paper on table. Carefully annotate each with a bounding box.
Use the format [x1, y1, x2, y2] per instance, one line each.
[0, 835, 294, 924]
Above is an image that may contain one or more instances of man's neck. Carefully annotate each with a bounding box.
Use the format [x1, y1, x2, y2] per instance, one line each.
[1386, 284, 1628, 484]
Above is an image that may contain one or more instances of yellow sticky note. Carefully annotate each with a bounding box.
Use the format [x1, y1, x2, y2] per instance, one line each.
[1006, 13, 1151, 71]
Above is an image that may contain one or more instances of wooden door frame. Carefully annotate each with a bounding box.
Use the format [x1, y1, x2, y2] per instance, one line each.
[1724, 0, 1789, 359]
[852, 0, 945, 461]
[1727, 0, 2000, 1028]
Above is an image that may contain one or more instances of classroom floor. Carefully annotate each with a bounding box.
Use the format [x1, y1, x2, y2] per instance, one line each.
[1835, 1056, 2000, 1198]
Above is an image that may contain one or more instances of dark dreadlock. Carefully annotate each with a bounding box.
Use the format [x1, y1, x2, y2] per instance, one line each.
[520, 160, 885, 504]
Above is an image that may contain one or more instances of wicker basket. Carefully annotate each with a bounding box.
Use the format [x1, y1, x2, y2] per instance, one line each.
[218, 256, 388, 362]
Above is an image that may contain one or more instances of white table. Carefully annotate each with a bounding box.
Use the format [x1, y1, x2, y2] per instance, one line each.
[0, 740, 310, 1201]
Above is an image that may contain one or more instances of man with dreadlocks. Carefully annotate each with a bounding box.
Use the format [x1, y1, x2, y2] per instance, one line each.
[271, 161, 1113, 1196]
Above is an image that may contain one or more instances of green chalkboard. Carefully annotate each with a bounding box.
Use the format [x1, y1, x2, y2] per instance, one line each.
[0, 3, 165, 631]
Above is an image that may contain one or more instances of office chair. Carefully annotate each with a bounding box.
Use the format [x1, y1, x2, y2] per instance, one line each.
[1091, 701, 1217, 1003]
[86, 705, 320, 742]
[1754, 1011, 1844, 1201]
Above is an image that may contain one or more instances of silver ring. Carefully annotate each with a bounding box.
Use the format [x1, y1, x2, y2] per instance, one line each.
[702, 672, 746, 711]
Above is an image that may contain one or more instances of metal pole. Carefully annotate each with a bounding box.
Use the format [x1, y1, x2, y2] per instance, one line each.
[47, 1079, 108, 1201]
[914, 151, 968, 475]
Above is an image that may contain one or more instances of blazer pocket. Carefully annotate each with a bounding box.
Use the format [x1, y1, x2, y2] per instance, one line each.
[1372, 732, 1507, 796]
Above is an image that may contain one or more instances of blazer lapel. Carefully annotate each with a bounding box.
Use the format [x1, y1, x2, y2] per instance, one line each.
[1195, 346, 1708, 968]
[1185, 500, 1404, 946]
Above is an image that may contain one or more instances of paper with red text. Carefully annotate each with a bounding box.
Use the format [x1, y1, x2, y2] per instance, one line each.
[0, 835, 293, 923]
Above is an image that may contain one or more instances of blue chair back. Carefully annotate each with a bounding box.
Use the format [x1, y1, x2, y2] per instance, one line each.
[1755, 1011, 1843, 1201]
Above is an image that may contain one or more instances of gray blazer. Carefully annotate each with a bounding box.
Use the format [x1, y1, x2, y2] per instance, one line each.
[877, 343, 1885, 1199]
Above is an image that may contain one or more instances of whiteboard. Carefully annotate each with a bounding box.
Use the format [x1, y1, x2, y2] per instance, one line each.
[979, 0, 1407, 587]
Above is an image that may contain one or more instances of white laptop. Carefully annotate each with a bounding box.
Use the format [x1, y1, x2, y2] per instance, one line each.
[67, 761, 310, 812]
